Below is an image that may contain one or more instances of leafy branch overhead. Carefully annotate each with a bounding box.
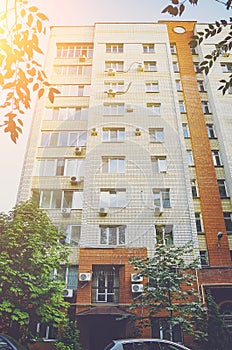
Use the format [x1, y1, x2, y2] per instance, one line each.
[162, 0, 199, 17]
[190, 19, 232, 94]
[0, 0, 60, 143]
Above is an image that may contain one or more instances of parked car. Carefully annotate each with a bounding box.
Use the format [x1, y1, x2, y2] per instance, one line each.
[0, 334, 26, 350]
[104, 339, 191, 350]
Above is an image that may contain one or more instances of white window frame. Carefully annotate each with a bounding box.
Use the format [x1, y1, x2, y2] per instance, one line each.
[65, 159, 85, 177]
[170, 44, 177, 54]
[36, 190, 83, 209]
[218, 179, 228, 198]
[147, 103, 161, 116]
[221, 63, 232, 73]
[41, 132, 87, 147]
[197, 80, 206, 92]
[202, 101, 211, 114]
[179, 101, 186, 113]
[100, 189, 126, 208]
[56, 43, 93, 58]
[104, 81, 124, 92]
[212, 150, 222, 166]
[100, 225, 126, 245]
[145, 82, 159, 93]
[103, 103, 125, 115]
[151, 156, 167, 173]
[173, 61, 179, 72]
[102, 128, 125, 142]
[65, 225, 81, 245]
[153, 189, 171, 208]
[144, 61, 157, 72]
[187, 150, 194, 166]
[106, 43, 123, 53]
[102, 157, 125, 173]
[206, 124, 216, 138]
[155, 225, 173, 245]
[105, 61, 124, 72]
[175, 79, 182, 91]
[182, 124, 190, 138]
[143, 44, 155, 53]
[149, 128, 164, 143]
[45, 107, 88, 121]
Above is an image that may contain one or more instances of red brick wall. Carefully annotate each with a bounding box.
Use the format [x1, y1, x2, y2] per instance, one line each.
[161, 21, 231, 267]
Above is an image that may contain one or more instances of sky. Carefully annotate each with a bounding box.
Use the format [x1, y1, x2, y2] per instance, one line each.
[0, 0, 231, 213]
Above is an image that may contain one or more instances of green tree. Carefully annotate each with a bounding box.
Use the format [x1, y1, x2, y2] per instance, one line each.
[0, 199, 70, 340]
[130, 242, 207, 342]
[0, 0, 60, 143]
[55, 320, 82, 350]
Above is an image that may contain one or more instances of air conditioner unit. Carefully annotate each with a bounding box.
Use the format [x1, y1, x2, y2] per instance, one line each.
[107, 68, 116, 76]
[135, 128, 141, 136]
[63, 288, 73, 298]
[79, 54, 87, 62]
[79, 273, 91, 281]
[126, 105, 134, 112]
[154, 205, 163, 217]
[137, 63, 144, 72]
[75, 146, 82, 155]
[223, 53, 230, 57]
[107, 88, 116, 97]
[62, 208, 71, 217]
[132, 284, 144, 293]
[99, 207, 109, 217]
[91, 128, 98, 136]
[131, 274, 143, 282]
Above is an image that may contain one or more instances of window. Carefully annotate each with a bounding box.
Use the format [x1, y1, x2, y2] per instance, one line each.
[106, 43, 123, 53]
[149, 128, 164, 142]
[170, 43, 177, 54]
[175, 79, 182, 91]
[197, 80, 206, 92]
[105, 61, 124, 72]
[59, 265, 78, 289]
[103, 103, 125, 115]
[144, 61, 157, 72]
[53, 65, 92, 77]
[65, 159, 85, 177]
[212, 150, 222, 166]
[102, 157, 125, 173]
[151, 156, 167, 173]
[182, 124, 190, 138]
[56, 43, 93, 58]
[33, 190, 83, 209]
[155, 225, 173, 245]
[193, 62, 200, 73]
[173, 61, 179, 72]
[190, 47, 198, 55]
[104, 81, 124, 92]
[218, 180, 228, 198]
[221, 63, 232, 73]
[102, 128, 125, 142]
[191, 180, 199, 198]
[56, 84, 91, 96]
[92, 266, 119, 303]
[41, 132, 87, 147]
[206, 124, 216, 138]
[44, 107, 88, 121]
[145, 82, 159, 93]
[224, 212, 232, 234]
[152, 318, 183, 343]
[100, 225, 126, 245]
[187, 150, 194, 166]
[179, 101, 186, 113]
[35, 159, 65, 176]
[147, 103, 161, 116]
[100, 189, 126, 208]
[143, 44, 155, 53]
[195, 213, 203, 233]
[200, 251, 209, 267]
[64, 225, 81, 245]
[153, 189, 171, 208]
[34, 323, 58, 340]
[202, 101, 211, 114]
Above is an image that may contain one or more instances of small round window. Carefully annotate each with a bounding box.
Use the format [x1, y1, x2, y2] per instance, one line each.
[173, 26, 186, 34]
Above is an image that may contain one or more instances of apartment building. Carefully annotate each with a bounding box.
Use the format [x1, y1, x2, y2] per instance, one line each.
[17, 21, 232, 349]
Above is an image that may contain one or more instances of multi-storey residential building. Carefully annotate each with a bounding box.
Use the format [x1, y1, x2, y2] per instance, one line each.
[17, 21, 232, 349]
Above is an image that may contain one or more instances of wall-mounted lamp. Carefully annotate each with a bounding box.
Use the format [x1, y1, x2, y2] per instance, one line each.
[217, 231, 223, 248]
